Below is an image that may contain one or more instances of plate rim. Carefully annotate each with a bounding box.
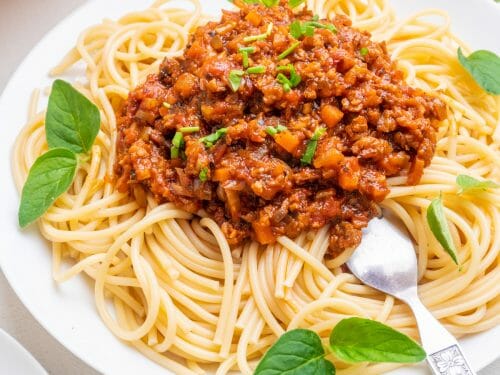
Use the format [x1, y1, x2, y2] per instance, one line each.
[1, 0, 499, 374]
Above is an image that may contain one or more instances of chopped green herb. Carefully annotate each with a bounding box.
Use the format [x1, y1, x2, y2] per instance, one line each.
[162, 102, 171, 108]
[308, 21, 337, 33]
[228, 70, 245, 92]
[277, 74, 292, 92]
[199, 167, 209, 182]
[456, 174, 499, 194]
[243, 23, 274, 43]
[180, 126, 200, 133]
[261, 0, 279, 6]
[247, 65, 266, 74]
[266, 124, 287, 136]
[278, 41, 301, 60]
[427, 196, 458, 265]
[312, 15, 320, 21]
[290, 21, 304, 39]
[171, 131, 184, 159]
[239, 46, 256, 68]
[301, 127, 326, 164]
[290, 19, 337, 39]
[360, 47, 369, 56]
[276, 64, 301, 91]
[200, 128, 228, 148]
[289, 0, 306, 7]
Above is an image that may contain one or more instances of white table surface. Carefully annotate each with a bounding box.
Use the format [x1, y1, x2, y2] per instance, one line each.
[0, 1, 498, 374]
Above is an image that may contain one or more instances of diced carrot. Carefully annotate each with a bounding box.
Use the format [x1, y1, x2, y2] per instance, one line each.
[225, 189, 240, 220]
[213, 168, 231, 181]
[314, 147, 343, 168]
[321, 104, 344, 128]
[274, 131, 300, 154]
[252, 221, 275, 245]
[245, 11, 262, 27]
[338, 157, 360, 191]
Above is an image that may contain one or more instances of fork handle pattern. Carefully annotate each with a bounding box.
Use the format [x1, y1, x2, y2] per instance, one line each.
[404, 291, 476, 375]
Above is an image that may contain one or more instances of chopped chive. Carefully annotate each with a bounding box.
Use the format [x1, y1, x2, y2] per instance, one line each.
[301, 127, 326, 164]
[290, 21, 303, 39]
[247, 66, 266, 74]
[308, 21, 337, 33]
[199, 167, 209, 182]
[276, 64, 301, 91]
[262, 0, 279, 6]
[200, 128, 228, 148]
[266, 124, 287, 136]
[172, 132, 184, 148]
[289, 0, 306, 7]
[228, 70, 245, 92]
[278, 41, 301, 60]
[360, 47, 369, 56]
[277, 74, 292, 92]
[266, 127, 278, 136]
[163, 102, 171, 108]
[239, 46, 256, 68]
[290, 19, 337, 39]
[243, 23, 273, 43]
[180, 126, 200, 133]
[171, 131, 184, 159]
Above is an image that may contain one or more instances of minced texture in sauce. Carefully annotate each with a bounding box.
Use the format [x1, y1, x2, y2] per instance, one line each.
[115, 1, 446, 252]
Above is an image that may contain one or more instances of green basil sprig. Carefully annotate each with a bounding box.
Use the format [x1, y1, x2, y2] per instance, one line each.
[46, 80, 100, 153]
[456, 174, 499, 194]
[426, 196, 458, 264]
[19, 149, 78, 228]
[254, 318, 425, 375]
[18, 80, 100, 228]
[457, 47, 500, 95]
[255, 329, 335, 375]
[329, 318, 426, 363]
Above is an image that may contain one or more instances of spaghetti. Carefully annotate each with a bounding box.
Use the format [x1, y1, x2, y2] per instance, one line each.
[11, 0, 500, 374]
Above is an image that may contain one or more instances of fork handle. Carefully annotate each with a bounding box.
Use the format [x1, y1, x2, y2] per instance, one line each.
[405, 294, 476, 375]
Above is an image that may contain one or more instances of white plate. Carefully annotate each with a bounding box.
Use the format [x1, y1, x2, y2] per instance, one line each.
[0, 0, 499, 374]
[0, 329, 47, 375]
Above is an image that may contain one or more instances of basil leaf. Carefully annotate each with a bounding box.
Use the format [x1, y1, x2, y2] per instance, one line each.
[329, 318, 426, 363]
[45, 80, 100, 154]
[262, 0, 279, 6]
[456, 174, 499, 194]
[289, 0, 306, 8]
[18, 148, 78, 228]
[457, 48, 500, 95]
[255, 329, 335, 375]
[426, 196, 458, 264]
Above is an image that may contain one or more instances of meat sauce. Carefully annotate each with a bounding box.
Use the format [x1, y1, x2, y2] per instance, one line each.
[115, 1, 446, 252]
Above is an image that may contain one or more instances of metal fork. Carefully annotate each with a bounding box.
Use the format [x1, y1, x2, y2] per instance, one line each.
[347, 215, 476, 375]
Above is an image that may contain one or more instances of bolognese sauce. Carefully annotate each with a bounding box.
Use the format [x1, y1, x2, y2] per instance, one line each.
[115, 0, 446, 252]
